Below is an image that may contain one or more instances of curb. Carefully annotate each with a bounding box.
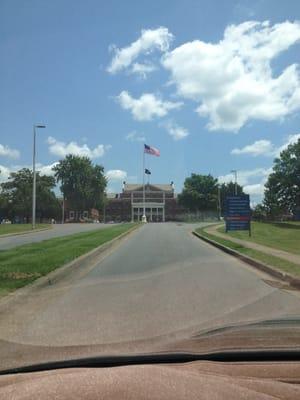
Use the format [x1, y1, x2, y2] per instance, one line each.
[0, 226, 52, 238]
[192, 230, 300, 290]
[0, 224, 141, 308]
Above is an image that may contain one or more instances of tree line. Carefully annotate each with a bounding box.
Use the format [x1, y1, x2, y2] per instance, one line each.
[178, 174, 244, 215]
[0, 155, 107, 222]
[0, 138, 299, 221]
[179, 138, 300, 219]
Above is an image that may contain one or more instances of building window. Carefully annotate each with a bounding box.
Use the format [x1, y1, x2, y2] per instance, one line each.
[69, 211, 75, 219]
[83, 211, 88, 218]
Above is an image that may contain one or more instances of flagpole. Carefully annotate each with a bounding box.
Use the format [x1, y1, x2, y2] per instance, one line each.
[142, 145, 147, 223]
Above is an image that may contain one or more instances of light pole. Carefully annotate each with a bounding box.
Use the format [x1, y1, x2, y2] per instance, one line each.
[217, 184, 222, 220]
[62, 196, 65, 224]
[32, 124, 46, 229]
[231, 169, 238, 196]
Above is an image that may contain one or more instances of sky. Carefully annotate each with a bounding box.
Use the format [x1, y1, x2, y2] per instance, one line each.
[1, 0, 300, 204]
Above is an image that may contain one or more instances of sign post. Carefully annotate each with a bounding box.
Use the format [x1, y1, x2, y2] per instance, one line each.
[225, 195, 251, 236]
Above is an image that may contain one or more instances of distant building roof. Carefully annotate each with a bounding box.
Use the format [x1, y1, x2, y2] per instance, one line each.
[124, 183, 173, 192]
[106, 192, 118, 198]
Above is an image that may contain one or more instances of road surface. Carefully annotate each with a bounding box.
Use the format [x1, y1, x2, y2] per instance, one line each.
[0, 223, 119, 250]
[1, 222, 300, 351]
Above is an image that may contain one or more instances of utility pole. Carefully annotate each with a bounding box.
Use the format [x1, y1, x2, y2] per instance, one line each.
[217, 185, 222, 220]
[32, 124, 46, 229]
[231, 169, 238, 196]
[62, 197, 65, 224]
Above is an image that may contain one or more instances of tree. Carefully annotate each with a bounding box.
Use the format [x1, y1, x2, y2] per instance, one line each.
[53, 155, 107, 212]
[1, 168, 60, 221]
[263, 138, 300, 217]
[178, 174, 218, 211]
[219, 181, 244, 216]
[252, 203, 267, 221]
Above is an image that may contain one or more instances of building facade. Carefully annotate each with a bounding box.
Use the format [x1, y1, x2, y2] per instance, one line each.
[61, 199, 100, 222]
[105, 182, 184, 222]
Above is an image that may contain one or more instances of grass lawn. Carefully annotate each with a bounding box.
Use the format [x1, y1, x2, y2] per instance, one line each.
[196, 227, 300, 278]
[217, 221, 300, 255]
[0, 223, 137, 296]
[0, 224, 50, 236]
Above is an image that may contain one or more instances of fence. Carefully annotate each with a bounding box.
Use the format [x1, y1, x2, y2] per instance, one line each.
[172, 210, 219, 222]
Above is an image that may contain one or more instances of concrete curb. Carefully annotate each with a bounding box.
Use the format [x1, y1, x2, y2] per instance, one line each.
[0, 226, 52, 238]
[0, 224, 141, 308]
[192, 230, 300, 290]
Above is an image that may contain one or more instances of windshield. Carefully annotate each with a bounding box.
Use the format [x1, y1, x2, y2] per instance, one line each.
[1, 0, 300, 372]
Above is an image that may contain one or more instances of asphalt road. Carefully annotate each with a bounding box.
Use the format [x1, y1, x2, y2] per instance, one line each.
[1, 222, 300, 351]
[0, 223, 119, 250]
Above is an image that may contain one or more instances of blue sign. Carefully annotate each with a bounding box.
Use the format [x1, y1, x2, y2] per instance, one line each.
[225, 195, 251, 234]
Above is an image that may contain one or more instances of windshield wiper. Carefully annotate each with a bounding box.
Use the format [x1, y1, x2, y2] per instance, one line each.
[2, 349, 300, 375]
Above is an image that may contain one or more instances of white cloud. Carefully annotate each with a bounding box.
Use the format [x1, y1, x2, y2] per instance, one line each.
[218, 167, 271, 186]
[163, 120, 189, 140]
[231, 139, 274, 156]
[0, 165, 11, 182]
[0, 144, 20, 159]
[231, 133, 300, 157]
[0, 162, 58, 183]
[36, 162, 58, 176]
[47, 137, 111, 159]
[243, 183, 265, 196]
[275, 133, 300, 156]
[117, 91, 182, 121]
[218, 167, 272, 201]
[162, 21, 300, 131]
[106, 169, 127, 181]
[131, 62, 157, 78]
[126, 131, 146, 142]
[108, 27, 173, 74]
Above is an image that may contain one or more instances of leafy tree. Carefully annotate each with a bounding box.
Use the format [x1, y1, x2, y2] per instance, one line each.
[53, 155, 107, 212]
[263, 138, 300, 216]
[219, 181, 244, 216]
[1, 168, 60, 221]
[252, 203, 267, 221]
[178, 173, 218, 211]
[0, 170, 9, 220]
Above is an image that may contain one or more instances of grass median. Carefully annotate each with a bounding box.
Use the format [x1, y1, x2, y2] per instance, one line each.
[0, 223, 50, 236]
[218, 221, 300, 255]
[0, 223, 137, 296]
[195, 226, 300, 279]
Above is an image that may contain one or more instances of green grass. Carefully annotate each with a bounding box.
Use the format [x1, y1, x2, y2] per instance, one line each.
[196, 227, 300, 278]
[0, 223, 50, 236]
[217, 221, 300, 255]
[0, 223, 137, 296]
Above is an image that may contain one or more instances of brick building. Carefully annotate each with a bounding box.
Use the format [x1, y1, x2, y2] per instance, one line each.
[104, 182, 184, 222]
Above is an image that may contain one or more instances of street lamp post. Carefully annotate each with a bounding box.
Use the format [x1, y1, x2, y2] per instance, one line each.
[217, 184, 222, 220]
[32, 124, 46, 229]
[62, 197, 65, 224]
[231, 169, 238, 196]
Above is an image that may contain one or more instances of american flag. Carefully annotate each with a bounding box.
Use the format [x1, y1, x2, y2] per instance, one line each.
[144, 144, 160, 157]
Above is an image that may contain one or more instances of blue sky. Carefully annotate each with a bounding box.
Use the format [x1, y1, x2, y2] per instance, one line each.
[1, 0, 300, 204]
